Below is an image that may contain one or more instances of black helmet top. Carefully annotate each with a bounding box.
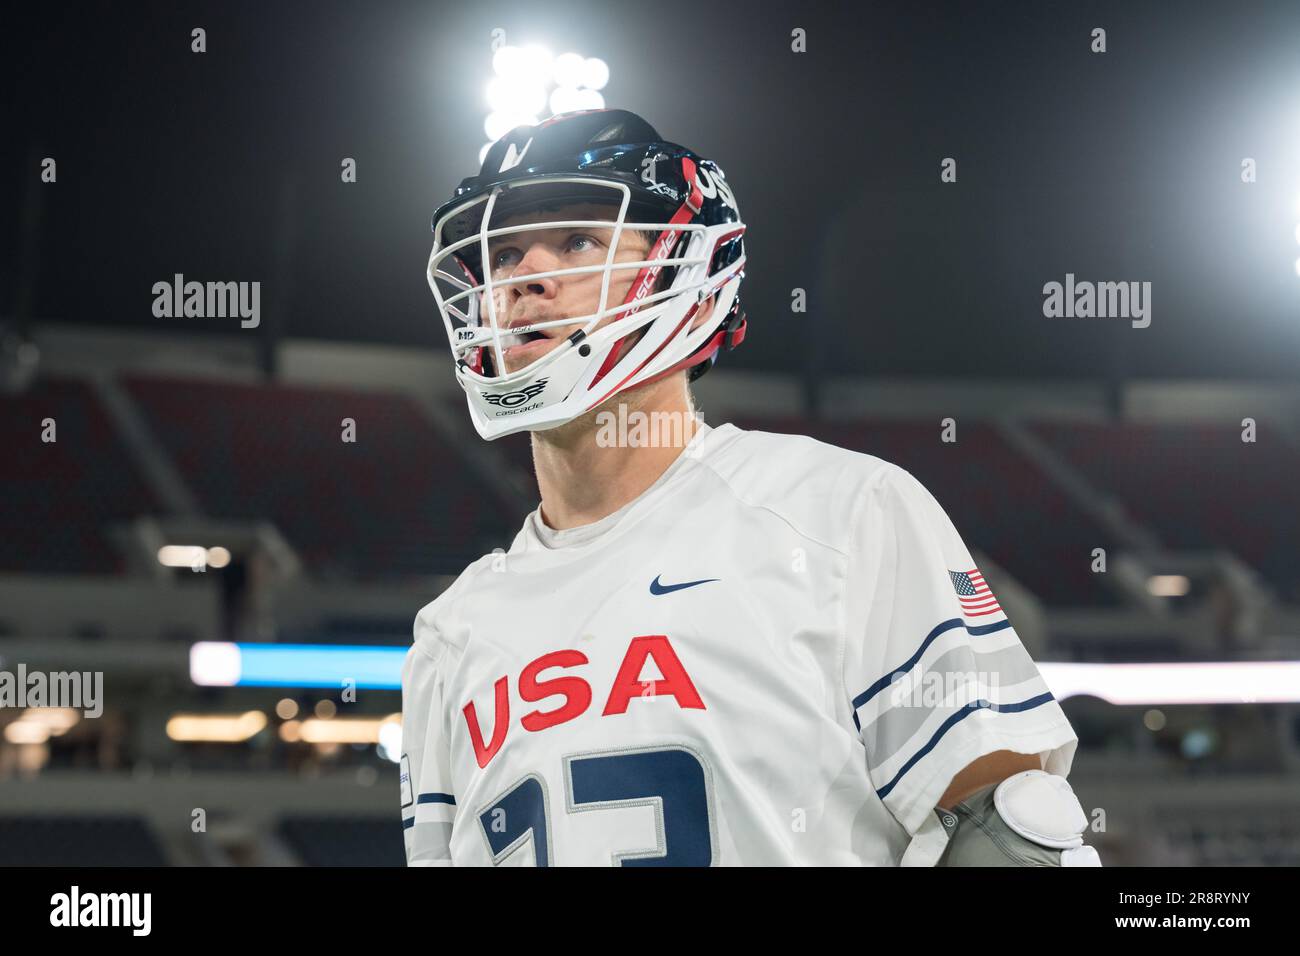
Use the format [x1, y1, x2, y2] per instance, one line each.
[432, 109, 742, 282]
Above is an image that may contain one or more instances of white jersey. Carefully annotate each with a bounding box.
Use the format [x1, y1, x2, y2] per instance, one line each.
[400, 421, 1077, 866]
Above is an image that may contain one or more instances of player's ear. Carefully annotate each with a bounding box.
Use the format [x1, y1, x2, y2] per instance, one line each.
[689, 293, 716, 332]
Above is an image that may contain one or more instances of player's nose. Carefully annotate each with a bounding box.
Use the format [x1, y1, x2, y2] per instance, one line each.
[508, 242, 561, 299]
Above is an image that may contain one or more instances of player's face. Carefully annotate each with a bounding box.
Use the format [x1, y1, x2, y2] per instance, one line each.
[480, 202, 652, 375]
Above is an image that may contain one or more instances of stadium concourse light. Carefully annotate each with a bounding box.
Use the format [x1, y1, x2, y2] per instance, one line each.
[190, 643, 1300, 705]
[278, 715, 400, 745]
[190, 642, 406, 689]
[377, 721, 403, 762]
[479, 45, 609, 164]
[157, 544, 230, 570]
[166, 711, 267, 743]
[1146, 574, 1191, 597]
[3, 708, 80, 745]
[1037, 660, 1300, 705]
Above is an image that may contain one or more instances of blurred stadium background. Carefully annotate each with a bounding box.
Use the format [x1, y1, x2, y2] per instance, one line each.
[2, 0, 1299, 866]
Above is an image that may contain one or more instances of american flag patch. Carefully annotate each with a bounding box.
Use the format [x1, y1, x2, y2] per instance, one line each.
[949, 568, 1002, 617]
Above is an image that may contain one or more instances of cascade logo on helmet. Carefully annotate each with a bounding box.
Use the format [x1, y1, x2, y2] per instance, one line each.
[426, 109, 748, 441]
[482, 379, 548, 408]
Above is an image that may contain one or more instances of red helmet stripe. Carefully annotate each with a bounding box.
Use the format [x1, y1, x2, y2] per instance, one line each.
[587, 198, 698, 389]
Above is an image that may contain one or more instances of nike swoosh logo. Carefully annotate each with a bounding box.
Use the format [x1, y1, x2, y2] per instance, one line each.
[649, 574, 720, 596]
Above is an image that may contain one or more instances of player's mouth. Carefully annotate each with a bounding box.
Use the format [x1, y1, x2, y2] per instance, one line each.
[497, 321, 565, 367]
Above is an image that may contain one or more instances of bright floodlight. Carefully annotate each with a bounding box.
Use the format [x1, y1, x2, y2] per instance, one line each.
[553, 52, 586, 88]
[487, 77, 547, 116]
[485, 110, 538, 141]
[550, 85, 584, 116]
[520, 44, 553, 83]
[575, 88, 604, 111]
[492, 45, 526, 79]
[1294, 256, 1300, 277]
[583, 57, 609, 90]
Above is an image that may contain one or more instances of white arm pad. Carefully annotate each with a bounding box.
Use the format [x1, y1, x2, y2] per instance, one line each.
[993, 769, 1101, 866]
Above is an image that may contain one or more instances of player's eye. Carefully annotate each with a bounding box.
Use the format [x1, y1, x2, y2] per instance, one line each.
[489, 234, 599, 274]
[490, 247, 521, 271]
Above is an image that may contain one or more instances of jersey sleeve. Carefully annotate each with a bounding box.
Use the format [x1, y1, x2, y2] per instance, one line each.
[400, 640, 458, 866]
[843, 464, 1078, 842]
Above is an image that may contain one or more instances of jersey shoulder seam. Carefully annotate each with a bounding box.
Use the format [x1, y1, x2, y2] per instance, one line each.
[690, 429, 898, 557]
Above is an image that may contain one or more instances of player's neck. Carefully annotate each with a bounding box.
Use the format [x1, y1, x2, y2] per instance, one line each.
[530, 377, 699, 531]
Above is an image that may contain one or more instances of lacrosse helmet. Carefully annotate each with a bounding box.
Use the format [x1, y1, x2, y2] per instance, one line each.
[427, 109, 747, 439]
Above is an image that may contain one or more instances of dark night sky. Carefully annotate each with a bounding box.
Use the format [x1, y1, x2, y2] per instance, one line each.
[4, 0, 1300, 381]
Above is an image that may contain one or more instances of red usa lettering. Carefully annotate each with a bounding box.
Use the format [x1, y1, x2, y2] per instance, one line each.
[461, 634, 705, 769]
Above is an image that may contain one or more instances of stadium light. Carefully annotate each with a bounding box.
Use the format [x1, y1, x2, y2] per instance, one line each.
[4, 721, 51, 744]
[519, 44, 553, 83]
[582, 57, 609, 90]
[279, 715, 400, 745]
[189, 642, 1300, 704]
[1038, 661, 1300, 705]
[377, 721, 403, 762]
[578, 89, 604, 110]
[486, 77, 547, 116]
[166, 710, 267, 743]
[157, 544, 230, 570]
[190, 642, 406, 689]
[491, 45, 528, 80]
[157, 545, 207, 569]
[3, 709, 81, 745]
[550, 86, 584, 116]
[553, 52, 585, 88]
[1146, 574, 1191, 597]
[485, 110, 539, 142]
[478, 42, 611, 164]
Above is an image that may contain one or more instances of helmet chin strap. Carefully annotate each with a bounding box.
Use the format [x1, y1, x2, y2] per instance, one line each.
[638, 305, 747, 390]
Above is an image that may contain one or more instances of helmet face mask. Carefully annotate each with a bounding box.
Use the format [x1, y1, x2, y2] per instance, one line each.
[426, 110, 747, 440]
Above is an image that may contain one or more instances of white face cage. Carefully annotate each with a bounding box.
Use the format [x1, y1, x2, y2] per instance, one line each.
[427, 175, 745, 440]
